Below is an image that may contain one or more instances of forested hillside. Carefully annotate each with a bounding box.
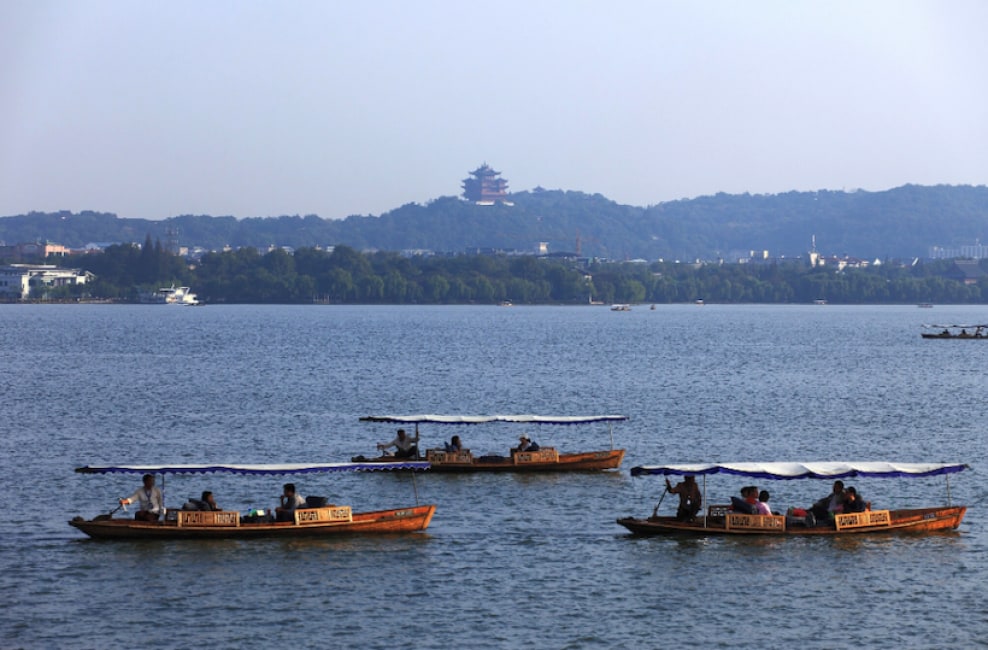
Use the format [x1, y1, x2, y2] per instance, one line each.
[2, 184, 987, 261]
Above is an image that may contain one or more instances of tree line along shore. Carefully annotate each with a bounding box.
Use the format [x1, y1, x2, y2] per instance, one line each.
[9, 238, 988, 305]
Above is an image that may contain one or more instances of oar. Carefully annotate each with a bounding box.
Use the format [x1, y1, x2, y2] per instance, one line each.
[651, 486, 669, 518]
[94, 502, 125, 522]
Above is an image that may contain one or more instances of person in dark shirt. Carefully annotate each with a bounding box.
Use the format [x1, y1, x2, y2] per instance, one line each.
[665, 475, 702, 521]
[843, 486, 867, 513]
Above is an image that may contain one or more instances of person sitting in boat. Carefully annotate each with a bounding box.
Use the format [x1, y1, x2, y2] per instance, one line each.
[275, 483, 306, 522]
[513, 435, 540, 453]
[665, 475, 702, 521]
[755, 490, 773, 515]
[842, 486, 867, 513]
[445, 435, 463, 452]
[183, 490, 220, 511]
[198, 491, 220, 511]
[809, 480, 846, 522]
[120, 473, 164, 522]
[730, 485, 759, 515]
[377, 428, 420, 459]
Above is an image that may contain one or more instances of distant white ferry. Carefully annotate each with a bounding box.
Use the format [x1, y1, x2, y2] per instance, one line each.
[141, 285, 200, 306]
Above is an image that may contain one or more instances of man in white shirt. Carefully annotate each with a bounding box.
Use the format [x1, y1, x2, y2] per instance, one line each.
[377, 428, 420, 459]
[120, 474, 164, 522]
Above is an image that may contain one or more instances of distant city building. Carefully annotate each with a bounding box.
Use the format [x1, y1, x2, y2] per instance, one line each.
[0, 241, 70, 261]
[930, 241, 988, 260]
[462, 163, 510, 204]
[0, 264, 93, 300]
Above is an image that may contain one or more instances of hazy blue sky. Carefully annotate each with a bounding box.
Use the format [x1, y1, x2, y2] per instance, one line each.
[2, 1, 986, 220]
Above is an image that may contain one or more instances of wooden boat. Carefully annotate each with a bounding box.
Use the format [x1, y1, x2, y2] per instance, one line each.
[355, 415, 627, 473]
[617, 462, 968, 537]
[921, 324, 988, 339]
[70, 461, 436, 540]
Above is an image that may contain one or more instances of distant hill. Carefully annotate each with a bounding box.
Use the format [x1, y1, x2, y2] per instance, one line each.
[2, 184, 987, 260]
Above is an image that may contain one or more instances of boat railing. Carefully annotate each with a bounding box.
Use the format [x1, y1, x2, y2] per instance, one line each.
[834, 509, 890, 531]
[426, 449, 474, 464]
[513, 448, 559, 465]
[294, 506, 353, 525]
[176, 511, 241, 528]
[725, 512, 786, 531]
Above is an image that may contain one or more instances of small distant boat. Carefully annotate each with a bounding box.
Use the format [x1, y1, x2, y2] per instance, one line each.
[617, 461, 968, 537]
[69, 461, 435, 540]
[917, 303, 934, 308]
[611, 304, 631, 311]
[694, 299, 704, 305]
[921, 324, 988, 339]
[141, 285, 200, 305]
[650, 304, 656, 311]
[813, 299, 828, 305]
[355, 414, 627, 473]
[498, 300, 514, 307]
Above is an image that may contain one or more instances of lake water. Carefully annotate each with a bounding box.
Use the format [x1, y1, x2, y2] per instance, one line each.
[2, 303, 987, 649]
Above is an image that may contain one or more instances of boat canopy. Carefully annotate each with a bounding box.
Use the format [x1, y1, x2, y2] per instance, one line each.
[630, 462, 968, 479]
[360, 415, 628, 425]
[922, 324, 988, 329]
[75, 461, 429, 475]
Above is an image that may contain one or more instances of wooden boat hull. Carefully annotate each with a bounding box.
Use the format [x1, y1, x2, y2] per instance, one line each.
[921, 334, 987, 339]
[69, 504, 436, 540]
[616, 506, 966, 537]
[352, 449, 624, 473]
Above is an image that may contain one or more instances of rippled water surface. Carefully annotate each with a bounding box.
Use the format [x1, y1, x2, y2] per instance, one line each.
[2, 304, 987, 649]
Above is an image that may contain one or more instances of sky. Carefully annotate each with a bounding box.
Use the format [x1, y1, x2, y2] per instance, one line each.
[2, 1, 987, 220]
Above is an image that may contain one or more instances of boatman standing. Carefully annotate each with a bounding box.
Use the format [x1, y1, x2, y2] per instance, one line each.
[665, 475, 702, 522]
[120, 474, 164, 522]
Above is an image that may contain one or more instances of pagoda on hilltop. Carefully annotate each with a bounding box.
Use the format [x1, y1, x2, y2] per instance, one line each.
[462, 163, 510, 205]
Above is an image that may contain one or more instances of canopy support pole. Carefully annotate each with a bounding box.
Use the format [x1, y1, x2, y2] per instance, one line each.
[946, 474, 952, 506]
[609, 422, 615, 450]
[702, 475, 708, 528]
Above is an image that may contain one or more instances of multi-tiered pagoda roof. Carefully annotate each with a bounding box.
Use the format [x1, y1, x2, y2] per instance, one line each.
[462, 163, 509, 204]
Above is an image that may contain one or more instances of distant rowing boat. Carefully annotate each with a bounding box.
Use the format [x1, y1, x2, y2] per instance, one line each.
[355, 414, 627, 473]
[920, 324, 988, 339]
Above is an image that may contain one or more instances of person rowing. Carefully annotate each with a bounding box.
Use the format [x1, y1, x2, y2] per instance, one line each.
[377, 428, 420, 458]
[665, 475, 702, 522]
[120, 473, 164, 522]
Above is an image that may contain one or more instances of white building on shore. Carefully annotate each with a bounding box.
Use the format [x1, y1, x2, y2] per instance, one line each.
[0, 264, 93, 300]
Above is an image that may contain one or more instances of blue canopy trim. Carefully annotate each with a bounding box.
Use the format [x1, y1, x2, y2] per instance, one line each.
[630, 462, 969, 480]
[75, 461, 430, 475]
[360, 415, 628, 425]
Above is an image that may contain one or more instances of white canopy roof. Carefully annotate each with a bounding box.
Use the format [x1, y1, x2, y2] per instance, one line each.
[360, 415, 627, 425]
[630, 462, 968, 479]
[75, 461, 429, 475]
